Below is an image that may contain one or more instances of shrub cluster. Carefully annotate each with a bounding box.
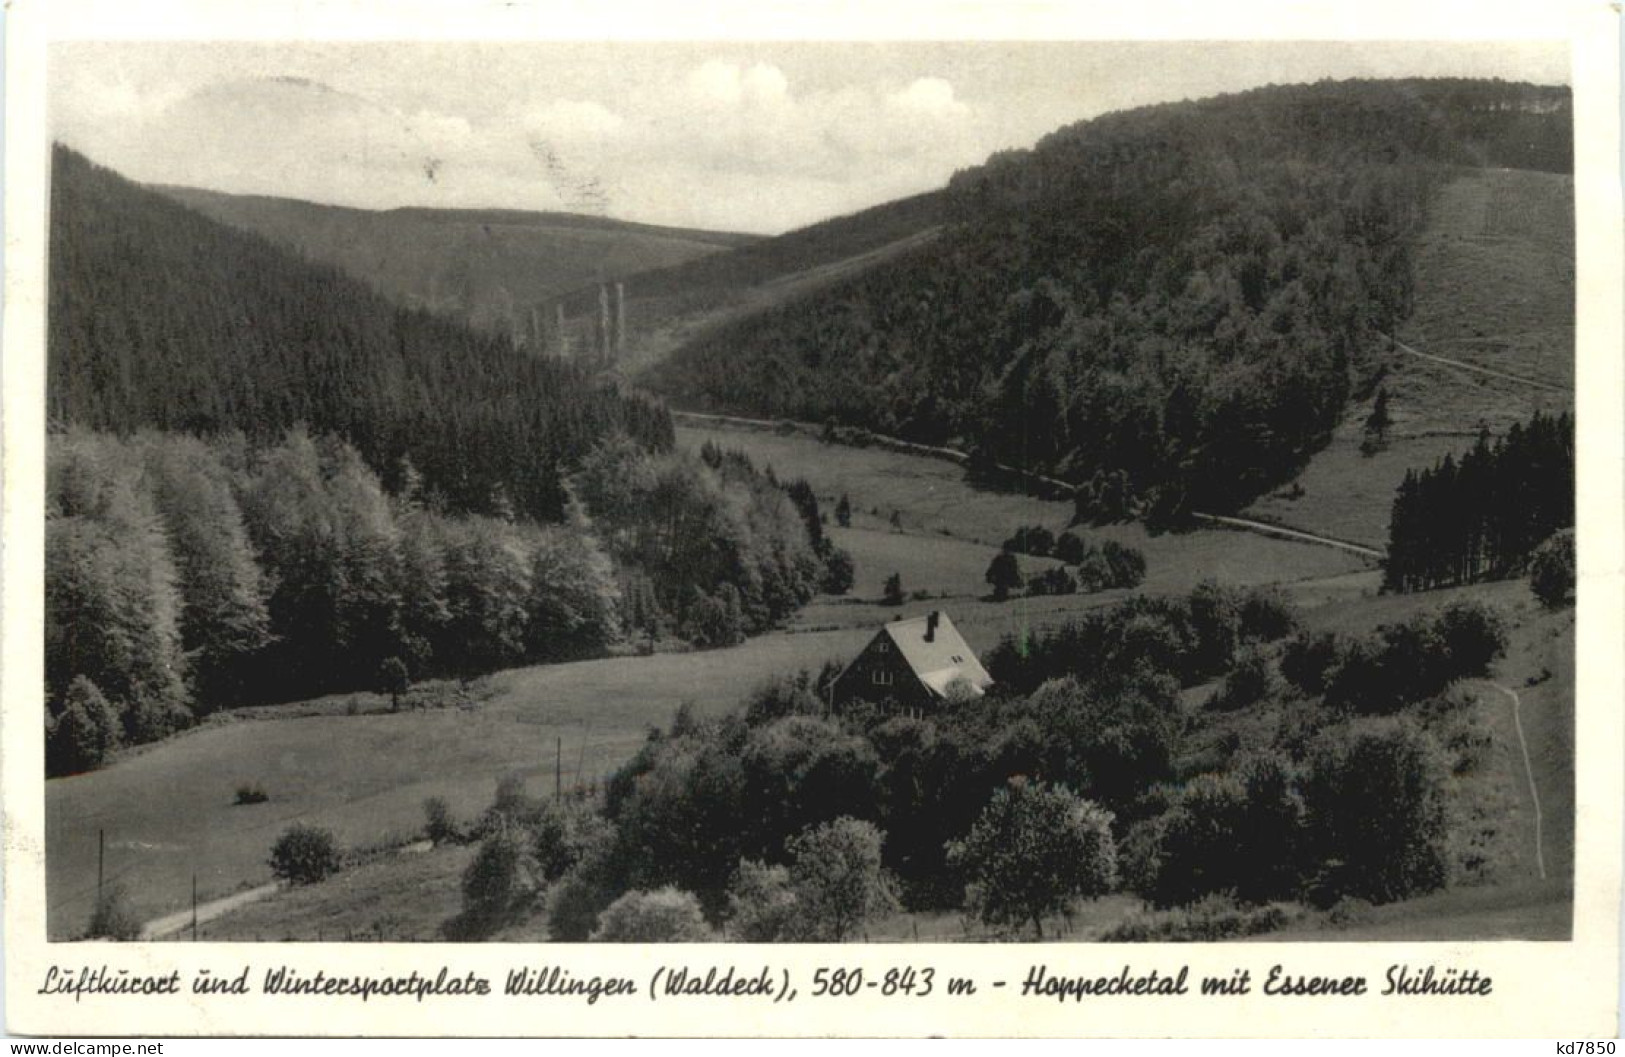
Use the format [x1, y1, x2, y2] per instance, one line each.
[269, 824, 342, 886]
[1279, 600, 1509, 713]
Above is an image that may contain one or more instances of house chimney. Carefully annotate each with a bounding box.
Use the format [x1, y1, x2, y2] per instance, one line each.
[926, 611, 940, 642]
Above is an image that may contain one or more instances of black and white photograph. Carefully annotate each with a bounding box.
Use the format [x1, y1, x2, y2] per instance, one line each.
[32, 30, 1587, 956]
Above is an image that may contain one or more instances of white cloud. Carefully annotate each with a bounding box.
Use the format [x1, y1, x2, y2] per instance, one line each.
[740, 63, 790, 105]
[51, 57, 996, 232]
[887, 76, 966, 117]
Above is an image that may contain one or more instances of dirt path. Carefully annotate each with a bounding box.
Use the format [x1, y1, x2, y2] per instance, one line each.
[140, 881, 283, 939]
[1188, 513, 1384, 560]
[1484, 681, 1548, 881]
[676, 411, 1384, 561]
[1385, 334, 1572, 394]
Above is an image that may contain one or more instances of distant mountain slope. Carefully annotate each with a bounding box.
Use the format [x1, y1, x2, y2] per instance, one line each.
[52, 145, 672, 521]
[641, 78, 1573, 525]
[560, 190, 946, 373]
[153, 184, 757, 339]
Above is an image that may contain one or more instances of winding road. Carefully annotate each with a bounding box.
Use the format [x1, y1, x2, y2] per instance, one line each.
[1383, 333, 1572, 394]
[675, 411, 1385, 561]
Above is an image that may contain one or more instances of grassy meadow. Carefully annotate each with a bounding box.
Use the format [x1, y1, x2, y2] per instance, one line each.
[1244, 168, 1574, 547]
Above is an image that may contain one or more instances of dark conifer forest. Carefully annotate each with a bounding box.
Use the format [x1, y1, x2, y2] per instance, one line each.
[1383, 410, 1574, 593]
[644, 79, 1572, 524]
[49, 145, 673, 524]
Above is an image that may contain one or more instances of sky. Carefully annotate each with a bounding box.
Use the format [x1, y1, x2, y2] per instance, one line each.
[49, 41, 1569, 235]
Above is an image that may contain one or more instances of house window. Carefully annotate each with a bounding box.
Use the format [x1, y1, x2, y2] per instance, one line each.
[872, 669, 893, 687]
[878, 641, 889, 653]
[951, 654, 964, 664]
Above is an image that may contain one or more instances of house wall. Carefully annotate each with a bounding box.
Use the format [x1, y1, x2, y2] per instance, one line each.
[831, 634, 935, 715]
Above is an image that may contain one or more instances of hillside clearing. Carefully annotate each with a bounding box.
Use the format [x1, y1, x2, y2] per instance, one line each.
[1244, 168, 1574, 546]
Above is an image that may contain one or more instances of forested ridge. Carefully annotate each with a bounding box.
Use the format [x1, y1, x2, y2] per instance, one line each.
[645, 79, 1572, 524]
[45, 147, 851, 772]
[50, 144, 672, 523]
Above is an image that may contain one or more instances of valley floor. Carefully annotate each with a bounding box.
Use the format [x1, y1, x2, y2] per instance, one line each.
[47, 422, 1570, 945]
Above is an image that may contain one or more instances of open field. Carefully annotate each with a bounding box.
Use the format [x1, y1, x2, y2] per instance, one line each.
[154, 185, 753, 339]
[611, 226, 942, 377]
[1245, 168, 1574, 547]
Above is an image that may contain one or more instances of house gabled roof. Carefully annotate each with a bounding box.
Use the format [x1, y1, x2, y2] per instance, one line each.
[879, 611, 993, 698]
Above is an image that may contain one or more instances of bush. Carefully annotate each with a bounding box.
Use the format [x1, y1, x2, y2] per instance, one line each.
[1416, 688, 1492, 775]
[985, 552, 1021, 601]
[1529, 528, 1575, 608]
[881, 572, 904, 607]
[1186, 580, 1243, 678]
[1026, 566, 1077, 597]
[379, 656, 410, 711]
[235, 783, 269, 805]
[46, 676, 122, 777]
[1053, 531, 1089, 565]
[1324, 604, 1508, 714]
[546, 848, 620, 941]
[1238, 586, 1299, 642]
[476, 773, 535, 837]
[1130, 755, 1304, 909]
[461, 831, 532, 927]
[1280, 631, 1344, 696]
[268, 823, 342, 885]
[726, 859, 800, 941]
[1433, 600, 1509, 678]
[1209, 646, 1274, 711]
[87, 884, 142, 941]
[591, 887, 711, 942]
[1099, 894, 1290, 942]
[423, 796, 462, 845]
[1002, 525, 1055, 557]
[1100, 540, 1147, 589]
[947, 778, 1117, 939]
[785, 817, 897, 942]
[1302, 717, 1449, 905]
[529, 799, 615, 883]
[820, 547, 855, 595]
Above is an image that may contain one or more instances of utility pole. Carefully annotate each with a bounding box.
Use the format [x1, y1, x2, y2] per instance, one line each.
[555, 736, 563, 801]
[97, 829, 105, 907]
[191, 874, 198, 941]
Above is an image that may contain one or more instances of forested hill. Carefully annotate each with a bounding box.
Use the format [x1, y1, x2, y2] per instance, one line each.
[644, 78, 1572, 525]
[49, 145, 674, 522]
[561, 189, 944, 310]
[154, 184, 756, 337]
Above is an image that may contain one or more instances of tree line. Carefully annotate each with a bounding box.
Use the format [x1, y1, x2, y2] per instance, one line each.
[573, 438, 853, 649]
[45, 427, 849, 776]
[1384, 410, 1573, 593]
[646, 79, 1572, 525]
